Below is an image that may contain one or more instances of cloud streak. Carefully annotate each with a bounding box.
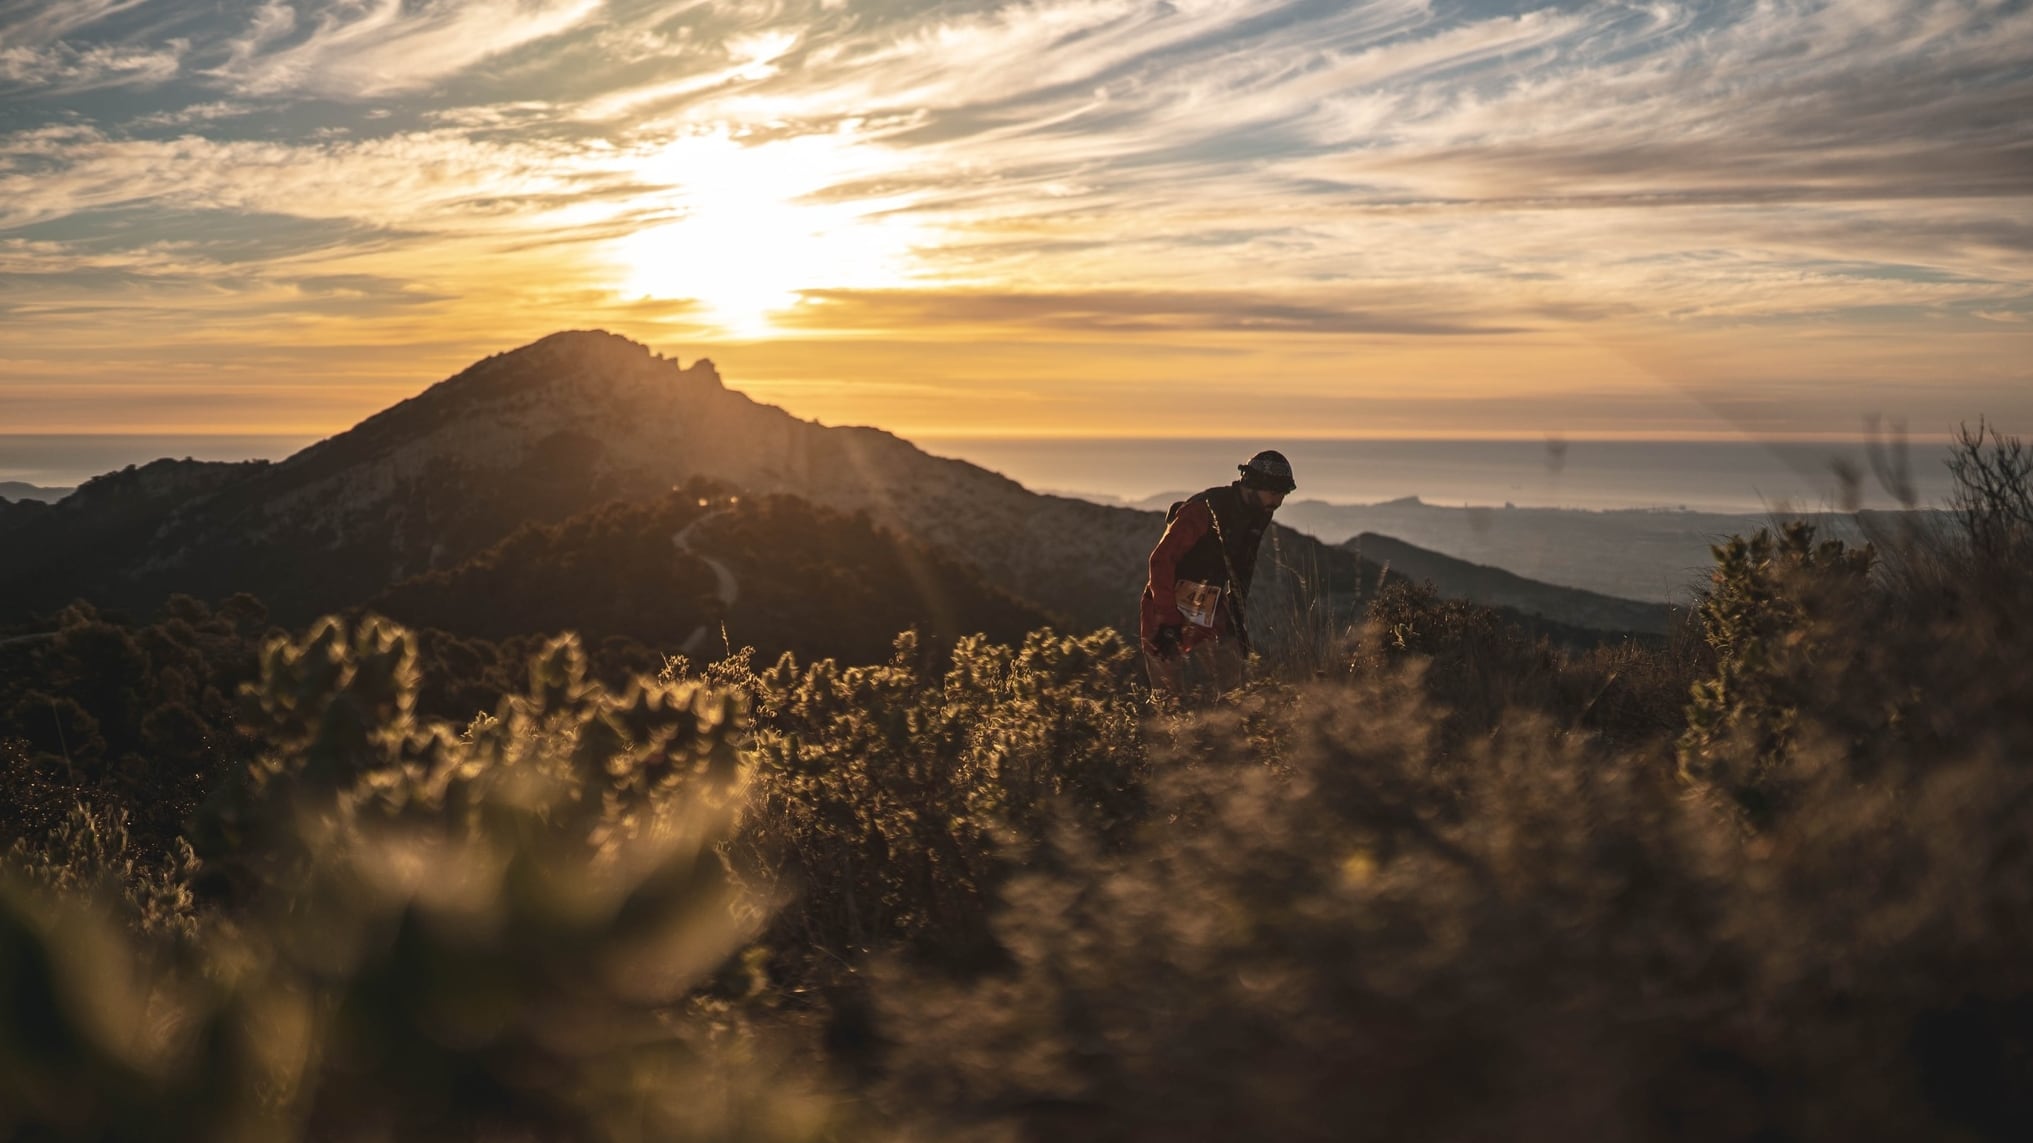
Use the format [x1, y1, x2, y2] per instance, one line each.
[0, 0, 2028, 437]
[207, 0, 605, 98]
[0, 0, 154, 48]
[0, 38, 184, 93]
[789, 286, 1522, 336]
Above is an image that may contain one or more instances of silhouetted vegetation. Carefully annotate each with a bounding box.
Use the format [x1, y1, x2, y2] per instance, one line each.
[3, 425, 2030, 1139]
[0, 594, 268, 867]
[372, 486, 724, 645]
[690, 491, 1058, 662]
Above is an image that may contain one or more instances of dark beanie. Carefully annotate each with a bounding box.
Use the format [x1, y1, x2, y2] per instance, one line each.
[1239, 449, 1296, 493]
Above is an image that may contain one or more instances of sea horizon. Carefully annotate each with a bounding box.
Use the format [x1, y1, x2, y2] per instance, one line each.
[4, 431, 1962, 516]
[915, 435, 1959, 516]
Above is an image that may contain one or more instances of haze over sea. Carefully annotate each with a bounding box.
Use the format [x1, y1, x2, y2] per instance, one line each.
[5, 433, 1958, 517]
[918, 437, 1959, 515]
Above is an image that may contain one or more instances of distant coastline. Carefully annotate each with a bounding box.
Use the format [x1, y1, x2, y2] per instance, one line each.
[0, 434, 322, 490]
[920, 435, 1959, 515]
[0, 480, 73, 503]
[5, 432, 1959, 516]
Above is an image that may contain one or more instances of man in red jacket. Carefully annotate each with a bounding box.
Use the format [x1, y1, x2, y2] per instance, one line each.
[1141, 450, 1296, 695]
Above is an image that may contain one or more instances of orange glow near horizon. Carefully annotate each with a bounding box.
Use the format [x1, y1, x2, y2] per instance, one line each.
[1, 1, 2027, 441]
[5, 312, 2021, 444]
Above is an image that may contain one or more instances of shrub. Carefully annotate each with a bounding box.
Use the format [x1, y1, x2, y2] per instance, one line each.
[4, 616, 857, 1142]
[877, 656, 2033, 1140]
[7, 421, 2033, 1140]
[0, 596, 263, 874]
[877, 677, 1750, 1141]
[735, 627, 1148, 981]
[1678, 522, 1876, 824]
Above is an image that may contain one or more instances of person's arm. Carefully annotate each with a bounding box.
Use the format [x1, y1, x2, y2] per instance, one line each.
[1227, 524, 1268, 653]
[1148, 500, 1212, 615]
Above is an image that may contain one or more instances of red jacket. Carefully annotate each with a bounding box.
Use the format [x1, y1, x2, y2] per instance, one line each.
[1140, 496, 1233, 651]
[1141, 483, 1274, 654]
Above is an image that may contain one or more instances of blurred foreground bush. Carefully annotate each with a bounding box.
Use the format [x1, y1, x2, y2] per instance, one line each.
[3, 617, 848, 1142]
[5, 425, 2031, 1141]
[870, 428, 2033, 1142]
[880, 611, 2033, 1143]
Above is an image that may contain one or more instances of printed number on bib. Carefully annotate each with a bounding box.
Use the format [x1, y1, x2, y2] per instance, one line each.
[1175, 579, 1222, 628]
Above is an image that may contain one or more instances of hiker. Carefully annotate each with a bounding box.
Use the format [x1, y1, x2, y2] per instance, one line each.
[1141, 449, 1296, 696]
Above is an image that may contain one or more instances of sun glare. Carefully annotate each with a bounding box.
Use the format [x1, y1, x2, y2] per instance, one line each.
[614, 130, 921, 336]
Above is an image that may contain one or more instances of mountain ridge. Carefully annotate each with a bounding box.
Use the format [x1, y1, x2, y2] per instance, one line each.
[0, 331, 1368, 648]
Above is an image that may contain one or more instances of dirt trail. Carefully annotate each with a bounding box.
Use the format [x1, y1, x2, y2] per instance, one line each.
[671, 511, 739, 657]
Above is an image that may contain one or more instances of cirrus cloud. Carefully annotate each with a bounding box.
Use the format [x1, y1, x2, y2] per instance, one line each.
[207, 0, 605, 98]
[0, 0, 2028, 438]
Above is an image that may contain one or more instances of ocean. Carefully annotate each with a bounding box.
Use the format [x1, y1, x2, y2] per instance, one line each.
[0, 434, 325, 492]
[916, 437, 1962, 515]
[3, 433, 1961, 514]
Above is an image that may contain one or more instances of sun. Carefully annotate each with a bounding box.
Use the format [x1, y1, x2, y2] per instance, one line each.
[613, 131, 920, 336]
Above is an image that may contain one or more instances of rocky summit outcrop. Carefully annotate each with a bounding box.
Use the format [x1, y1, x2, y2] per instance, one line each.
[0, 331, 1367, 636]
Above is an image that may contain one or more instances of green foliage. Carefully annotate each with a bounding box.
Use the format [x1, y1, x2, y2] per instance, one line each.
[1947, 419, 2033, 566]
[374, 482, 1056, 671]
[878, 638, 2033, 1141]
[5, 616, 852, 1142]
[694, 492, 1057, 664]
[1348, 578, 1699, 750]
[1679, 522, 1876, 822]
[373, 487, 721, 645]
[735, 627, 1147, 976]
[193, 615, 748, 898]
[5, 801, 199, 942]
[6, 425, 2033, 1140]
[880, 678, 1751, 1140]
[0, 595, 265, 869]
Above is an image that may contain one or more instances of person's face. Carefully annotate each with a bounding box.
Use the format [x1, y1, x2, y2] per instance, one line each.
[1249, 487, 1286, 511]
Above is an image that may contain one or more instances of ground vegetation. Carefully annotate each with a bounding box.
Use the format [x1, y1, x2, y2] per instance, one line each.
[3, 426, 2029, 1140]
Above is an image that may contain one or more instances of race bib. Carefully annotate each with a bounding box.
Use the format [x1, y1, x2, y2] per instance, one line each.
[1175, 579, 1222, 628]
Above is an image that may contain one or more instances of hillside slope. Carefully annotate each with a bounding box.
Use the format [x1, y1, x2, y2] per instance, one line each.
[1265, 495, 1940, 604]
[0, 332, 1371, 648]
[373, 486, 1057, 665]
[1348, 532, 1675, 635]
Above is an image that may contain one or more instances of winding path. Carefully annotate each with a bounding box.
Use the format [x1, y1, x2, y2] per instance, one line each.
[672, 510, 740, 657]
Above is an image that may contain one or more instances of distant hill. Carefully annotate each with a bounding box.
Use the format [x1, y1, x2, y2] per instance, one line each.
[0, 331, 1373, 658]
[0, 481, 73, 503]
[1176, 494, 1944, 605]
[1347, 533, 1676, 636]
[0, 459, 270, 606]
[0, 496, 46, 537]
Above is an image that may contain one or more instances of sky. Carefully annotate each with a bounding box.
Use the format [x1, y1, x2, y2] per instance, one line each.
[2, 0, 2029, 442]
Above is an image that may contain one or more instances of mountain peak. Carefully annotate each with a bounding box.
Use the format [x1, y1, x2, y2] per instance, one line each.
[489, 328, 715, 388]
[0, 331, 1371, 639]
[280, 330, 725, 477]
[528, 328, 636, 351]
[518, 329, 699, 373]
